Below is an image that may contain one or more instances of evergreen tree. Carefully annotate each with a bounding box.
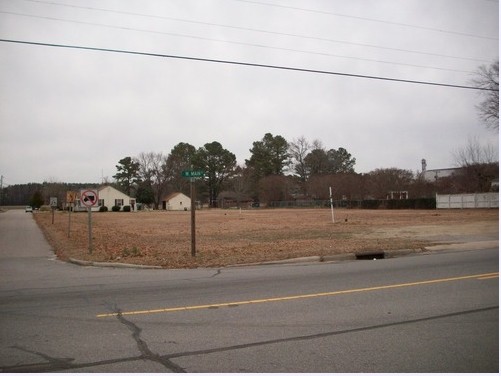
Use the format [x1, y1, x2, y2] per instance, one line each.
[113, 157, 140, 195]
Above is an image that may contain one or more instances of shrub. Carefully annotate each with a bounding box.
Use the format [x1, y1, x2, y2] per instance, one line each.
[123, 205, 131, 212]
[122, 246, 142, 257]
[361, 200, 380, 209]
[99, 206, 108, 212]
[412, 198, 436, 209]
[112, 205, 121, 212]
[387, 198, 436, 209]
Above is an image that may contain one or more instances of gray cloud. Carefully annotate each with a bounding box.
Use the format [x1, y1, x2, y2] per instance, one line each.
[0, 0, 498, 184]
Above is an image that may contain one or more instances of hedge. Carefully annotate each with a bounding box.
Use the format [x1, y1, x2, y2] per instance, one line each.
[269, 198, 436, 209]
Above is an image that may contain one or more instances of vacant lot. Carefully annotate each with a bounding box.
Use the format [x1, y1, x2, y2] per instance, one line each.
[34, 208, 498, 268]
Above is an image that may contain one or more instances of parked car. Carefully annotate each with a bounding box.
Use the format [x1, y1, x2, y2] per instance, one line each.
[25, 206, 33, 213]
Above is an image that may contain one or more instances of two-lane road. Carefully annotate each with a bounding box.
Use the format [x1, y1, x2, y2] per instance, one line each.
[0, 209, 498, 372]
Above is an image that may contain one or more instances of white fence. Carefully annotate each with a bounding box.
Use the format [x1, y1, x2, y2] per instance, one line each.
[436, 192, 499, 209]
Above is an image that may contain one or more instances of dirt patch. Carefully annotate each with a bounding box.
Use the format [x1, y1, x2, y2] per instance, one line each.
[34, 208, 498, 268]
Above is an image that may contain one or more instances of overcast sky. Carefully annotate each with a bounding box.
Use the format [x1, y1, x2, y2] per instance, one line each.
[0, 0, 498, 185]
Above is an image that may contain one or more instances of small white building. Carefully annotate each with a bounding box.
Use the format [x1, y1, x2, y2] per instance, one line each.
[73, 185, 136, 211]
[162, 192, 191, 211]
[98, 186, 136, 211]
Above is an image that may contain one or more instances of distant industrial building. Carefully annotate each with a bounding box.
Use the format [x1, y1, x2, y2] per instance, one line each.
[420, 158, 461, 182]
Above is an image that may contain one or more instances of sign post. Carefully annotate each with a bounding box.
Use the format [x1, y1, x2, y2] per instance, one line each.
[182, 170, 204, 257]
[80, 189, 99, 254]
[50, 197, 57, 224]
[66, 191, 77, 238]
[190, 177, 196, 257]
[329, 187, 335, 223]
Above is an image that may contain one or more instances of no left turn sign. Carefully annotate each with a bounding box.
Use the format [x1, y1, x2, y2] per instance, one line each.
[80, 189, 99, 207]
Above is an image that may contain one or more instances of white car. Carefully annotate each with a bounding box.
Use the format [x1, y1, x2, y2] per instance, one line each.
[25, 206, 33, 213]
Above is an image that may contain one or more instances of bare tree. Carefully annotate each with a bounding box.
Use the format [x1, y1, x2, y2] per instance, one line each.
[367, 168, 414, 199]
[453, 137, 499, 192]
[471, 60, 499, 130]
[453, 136, 498, 167]
[288, 136, 311, 185]
[135, 152, 169, 209]
[311, 139, 324, 150]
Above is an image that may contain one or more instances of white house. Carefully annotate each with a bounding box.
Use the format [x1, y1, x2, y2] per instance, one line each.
[98, 186, 136, 211]
[73, 185, 136, 212]
[162, 192, 191, 211]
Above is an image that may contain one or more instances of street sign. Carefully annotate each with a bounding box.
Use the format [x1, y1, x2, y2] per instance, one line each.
[66, 191, 77, 203]
[182, 170, 204, 178]
[50, 197, 58, 208]
[80, 189, 99, 207]
[180, 170, 203, 257]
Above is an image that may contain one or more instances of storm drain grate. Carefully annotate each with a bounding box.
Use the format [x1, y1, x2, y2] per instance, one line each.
[355, 251, 386, 260]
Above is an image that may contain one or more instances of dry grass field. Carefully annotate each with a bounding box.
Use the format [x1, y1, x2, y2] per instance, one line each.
[34, 208, 498, 268]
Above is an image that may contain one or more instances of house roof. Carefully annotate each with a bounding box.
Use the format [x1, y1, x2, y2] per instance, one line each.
[97, 185, 135, 199]
[163, 192, 190, 201]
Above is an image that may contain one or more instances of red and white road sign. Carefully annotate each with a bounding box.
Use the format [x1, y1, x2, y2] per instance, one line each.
[80, 189, 99, 207]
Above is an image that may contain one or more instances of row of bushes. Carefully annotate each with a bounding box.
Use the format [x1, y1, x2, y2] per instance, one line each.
[269, 198, 437, 209]
[354, 198, 436, 209]
[99, 205, 132, 212]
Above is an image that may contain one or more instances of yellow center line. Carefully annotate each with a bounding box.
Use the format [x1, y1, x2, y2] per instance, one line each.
[478, 275, 499, 280]
[96, 272, 499, 318]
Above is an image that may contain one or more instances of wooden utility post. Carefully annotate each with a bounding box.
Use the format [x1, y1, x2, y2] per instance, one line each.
[182, 170, 204, 258]
[190, 177, 196, 257]
[66, 191, 77, 238]
[50, 197, 57, 224]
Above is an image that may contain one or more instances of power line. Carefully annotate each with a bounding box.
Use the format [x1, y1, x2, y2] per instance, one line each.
[20, 0, 492, 63]
[0, 38, 496, 91]
[235, 0, 499, 41]
[0, 11, 476, 74]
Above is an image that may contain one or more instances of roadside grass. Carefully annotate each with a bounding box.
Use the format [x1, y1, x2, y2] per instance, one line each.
[33, 208, 498, 268]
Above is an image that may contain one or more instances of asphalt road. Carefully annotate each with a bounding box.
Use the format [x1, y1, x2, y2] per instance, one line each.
[0, 209, 498, 372]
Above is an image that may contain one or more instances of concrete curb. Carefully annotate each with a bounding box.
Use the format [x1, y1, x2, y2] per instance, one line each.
[232, 241, 498, 267]
[260, 256, 322, 265]
[66, 240, 498, 269]
[68, 258, 162, 269]
[422, 240, 498, 253]
[321, 253, 356, 262]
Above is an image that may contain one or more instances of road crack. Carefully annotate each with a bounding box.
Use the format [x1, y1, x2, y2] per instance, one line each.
[115, 309, 186, 373]
[209, 268, 222, 278]
[166, 305, 499, 360]
[8, 345, 75, 371]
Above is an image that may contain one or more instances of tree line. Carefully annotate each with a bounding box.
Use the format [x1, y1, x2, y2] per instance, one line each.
[112, 134, 359, 209]
[1, 133, 497, 208]
[110, 133, 498, 209]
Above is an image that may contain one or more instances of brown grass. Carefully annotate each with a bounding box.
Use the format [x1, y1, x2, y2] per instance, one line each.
[34, 208, 498, 268]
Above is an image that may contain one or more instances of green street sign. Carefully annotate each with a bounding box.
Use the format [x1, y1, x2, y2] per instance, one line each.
[182, 170, 205, 178]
